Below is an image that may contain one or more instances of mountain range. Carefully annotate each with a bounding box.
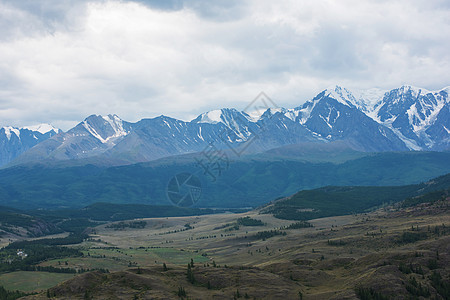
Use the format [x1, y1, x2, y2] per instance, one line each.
[1, 85, 449, 167]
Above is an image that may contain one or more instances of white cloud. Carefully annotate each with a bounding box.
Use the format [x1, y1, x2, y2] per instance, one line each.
[0, 0, 448, 130]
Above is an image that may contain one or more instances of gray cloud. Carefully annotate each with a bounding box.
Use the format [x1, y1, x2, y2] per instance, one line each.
[0, 0, 448, 130]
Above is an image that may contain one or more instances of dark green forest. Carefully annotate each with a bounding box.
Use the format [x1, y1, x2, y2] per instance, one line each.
[0, 151, 449, 209]
[264, 173, 450, 220]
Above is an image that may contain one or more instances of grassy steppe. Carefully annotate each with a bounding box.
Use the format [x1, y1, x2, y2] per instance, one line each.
[0, 271, 75, 292]
[15, 196, 450, 299]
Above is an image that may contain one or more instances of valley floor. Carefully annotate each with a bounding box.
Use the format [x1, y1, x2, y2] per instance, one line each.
[1, 199, 449, 299]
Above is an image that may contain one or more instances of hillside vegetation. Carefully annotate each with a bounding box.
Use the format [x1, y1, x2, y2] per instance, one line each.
[263, 173, 450, 220]
[0, 151, 449, 209]
[12, 192, 450, 299]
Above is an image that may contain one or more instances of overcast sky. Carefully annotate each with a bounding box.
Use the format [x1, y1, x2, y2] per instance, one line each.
[0, 0, 449, 130]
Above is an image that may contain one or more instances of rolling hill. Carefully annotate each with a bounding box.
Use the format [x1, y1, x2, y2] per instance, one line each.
[262, 173, 450, 220]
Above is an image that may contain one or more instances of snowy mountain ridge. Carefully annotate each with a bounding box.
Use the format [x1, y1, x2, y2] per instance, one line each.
[0, 124, 60, 166]
[1, 123, 59, 140]
[23, 124, 60, 135]
[82, 114, 129, 144]
[2, 84, 449, 167]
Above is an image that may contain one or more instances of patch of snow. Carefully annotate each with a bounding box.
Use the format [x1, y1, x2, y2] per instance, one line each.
[444, 126, 450, 134]
[390, 127, 422, 150]
[102, 114, 128, 139]
[23, 124, 59, 134]
[366, 101, 384, 123]
[387, 85, 431, 106]
[267, 108, 283, 115]
[249, 108, 284, 122]
[82, 122, 106, 143]
[382, 118, 421, 150]
[297, 99, 319, 125]
[406, 91, 445, 134]
[283, 109, 300, 122]
[2, 126, 20, 140]
[352, 88, 387, 111]
[81, 114, 128, 144]
[319, 115, 333, 129]
[197, 110, 223, 124]
[246, 109, 267, 121]
[197, 127, 204, 141]
[440, 86, 450, 99]
[324, 85, 355, 107]
[378, 128, 388, 138]
[325, 107, 334, 123]
[197, 109, 253, 141]
[373, 114, 422, 150]
[402, 85, 431, 97]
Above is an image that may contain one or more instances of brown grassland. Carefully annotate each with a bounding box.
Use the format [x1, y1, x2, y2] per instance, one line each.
[8, 198, 449, 299]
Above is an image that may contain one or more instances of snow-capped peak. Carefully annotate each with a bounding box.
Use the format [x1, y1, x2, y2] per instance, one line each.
[320, 85, 371, 112]
[23, 124, 60, 134]
[82, 114, 129, 144]
[257, 107, 299, 122]
[384, 85, 432, 105]
[442, 86, 450, 94]
[324, 85, 357, 107]
[1, 126, 21, 140]
[245, 109, 264, 122]
[196, 109, 224, 124]
[102, 114, 128, 137]
[260, 108, 283, 117]
[194, 108, 254, 124]
[283, 108, 300, 122]
[192, 108, 255, 141]
[400, 85, 431, 96]
[1, 124, 59, 141]
[352, 88, 388, 107]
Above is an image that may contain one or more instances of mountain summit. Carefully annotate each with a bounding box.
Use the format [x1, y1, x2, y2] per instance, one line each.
[0, 124, 60, 166]
[372, 85, 449, 150]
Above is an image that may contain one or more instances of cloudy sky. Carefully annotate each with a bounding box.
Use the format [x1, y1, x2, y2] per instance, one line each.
[0, 0, 449, 130]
